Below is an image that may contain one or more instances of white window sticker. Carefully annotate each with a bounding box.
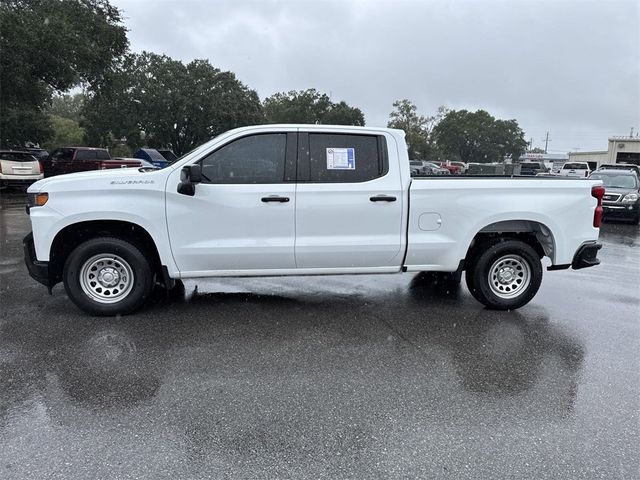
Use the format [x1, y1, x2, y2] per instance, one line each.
[326, 147, 355, 170]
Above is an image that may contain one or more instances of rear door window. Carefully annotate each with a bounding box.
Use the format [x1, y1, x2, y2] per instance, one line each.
[75, 150, 97, 161]
[301, 133, 387, 183]
[74, 150, 110, 161]
[95, 150, 111, 160]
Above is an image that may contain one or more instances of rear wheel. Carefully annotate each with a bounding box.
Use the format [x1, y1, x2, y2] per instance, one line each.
[63, 237, 154, 316]
[465, 239, 542, 310]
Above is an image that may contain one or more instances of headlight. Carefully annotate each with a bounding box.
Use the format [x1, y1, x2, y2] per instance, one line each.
[27, 192, 49, 208]
[621, 193, 639, 203]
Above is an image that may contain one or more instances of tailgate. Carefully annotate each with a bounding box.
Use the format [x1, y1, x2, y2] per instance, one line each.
[1, 159, 40, 175]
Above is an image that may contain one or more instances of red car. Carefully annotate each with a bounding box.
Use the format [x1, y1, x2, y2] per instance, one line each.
[433, 161, 463, 174]
[43, 147, 143, 177]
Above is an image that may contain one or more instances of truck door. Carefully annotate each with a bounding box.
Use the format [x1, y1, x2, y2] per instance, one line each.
[295, 132, 404, 269]
[166, 131, 297, 274]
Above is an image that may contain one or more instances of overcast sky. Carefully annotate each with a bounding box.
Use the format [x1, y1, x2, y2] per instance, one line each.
[112, 0, 639, 153]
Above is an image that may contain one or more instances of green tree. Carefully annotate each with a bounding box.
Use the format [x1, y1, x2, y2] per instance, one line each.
[432, 109, 527, 163]
[48, 93, 87, 123]
[528, 147, 546, 154]
[387, 100, 446, 159]
[43, 116, 86, 149]
[263, 89, 365, 125]
[83, 53, 264, 155]
[0, 0, 128, 147]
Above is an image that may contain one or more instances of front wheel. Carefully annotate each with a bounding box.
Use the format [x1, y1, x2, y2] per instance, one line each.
[63, 237, 154, 316]
[465, 239, 542, 310]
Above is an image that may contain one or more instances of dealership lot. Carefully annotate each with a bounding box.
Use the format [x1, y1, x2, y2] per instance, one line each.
[1, 191, 638, 479]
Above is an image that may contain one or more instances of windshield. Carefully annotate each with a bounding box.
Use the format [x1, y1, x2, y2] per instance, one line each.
[410, 161, 422, 166]
[174, 133, 226, 164]
[590, 174, 638, 189]
[145, 149, 166, 161]
[563, 163, 588, 169]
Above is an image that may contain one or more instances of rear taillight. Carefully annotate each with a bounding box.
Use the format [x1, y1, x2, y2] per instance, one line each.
[592, 185, 605, 227]
[38, 161, 43, 173]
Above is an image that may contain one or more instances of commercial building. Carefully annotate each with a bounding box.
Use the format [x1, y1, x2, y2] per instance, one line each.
[568, 136, 640, 168]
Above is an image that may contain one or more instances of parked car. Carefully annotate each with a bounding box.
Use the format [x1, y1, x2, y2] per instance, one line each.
[410, 160, 428, 175]
[0, 150, 44, 189]
[433, 161, 463, 174]
[25, 124, 603, 316]
[448, 161, 468, 173]
[133, 148, 171, 168]
[410, 161, 450, 176]
[588, 169, 640, 224]
[423, 162, 450, 175]
[596, 163, 640, 176]
[519, 162, 549, 176]
[42, 147, 143, 177]
[114, 157, 159, 170]
[559, 162, 591, 178]
[156, 149, 178, 163]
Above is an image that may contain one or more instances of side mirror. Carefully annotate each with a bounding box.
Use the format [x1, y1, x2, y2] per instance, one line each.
[178, 164, 202, 196]
[180, 164, 202, 183]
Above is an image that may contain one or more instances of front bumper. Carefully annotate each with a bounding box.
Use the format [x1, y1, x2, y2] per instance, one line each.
[571, 242, 602, 270]
[23, 232, 51, 288]
[602, 202, 639, 220]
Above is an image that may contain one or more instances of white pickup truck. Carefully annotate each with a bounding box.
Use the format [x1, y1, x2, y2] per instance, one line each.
[24, 125, 604, 315]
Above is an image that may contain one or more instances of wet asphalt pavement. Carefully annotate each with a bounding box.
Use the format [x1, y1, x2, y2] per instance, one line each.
[0, 190, 638, 479]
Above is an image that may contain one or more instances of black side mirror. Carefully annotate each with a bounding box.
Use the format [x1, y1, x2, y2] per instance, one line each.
[180, 164, 202, 183]
[178, 164, 202, 196]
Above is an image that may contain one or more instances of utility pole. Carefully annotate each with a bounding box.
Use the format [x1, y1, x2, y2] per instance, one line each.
[529, 137, 533, 150]
[544, 132, 550, 154]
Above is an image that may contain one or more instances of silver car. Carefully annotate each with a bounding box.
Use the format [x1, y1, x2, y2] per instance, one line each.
[0, 150, 44, 190]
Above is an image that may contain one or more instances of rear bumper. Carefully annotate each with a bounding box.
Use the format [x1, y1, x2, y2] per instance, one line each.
[571, 242, 602, 270]
[23, 232, 51, 288]
[1, 176, 42, 187]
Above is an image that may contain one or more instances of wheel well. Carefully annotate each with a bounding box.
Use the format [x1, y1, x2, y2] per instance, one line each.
[49, 220, 163, 286]
[464, 220, 555, 268]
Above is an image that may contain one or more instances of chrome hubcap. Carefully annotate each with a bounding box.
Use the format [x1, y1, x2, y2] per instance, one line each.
[488, 255, 531, 299]
[80, 254, 134, 304]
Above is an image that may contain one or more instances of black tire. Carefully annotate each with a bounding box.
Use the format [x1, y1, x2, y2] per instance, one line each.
[63, 237, 154, 316]
[465, 239, 542, 310]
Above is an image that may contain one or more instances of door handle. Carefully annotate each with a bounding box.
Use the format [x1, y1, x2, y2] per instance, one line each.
[370, 195, 397, 202]
[261, 195, 290, 203]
